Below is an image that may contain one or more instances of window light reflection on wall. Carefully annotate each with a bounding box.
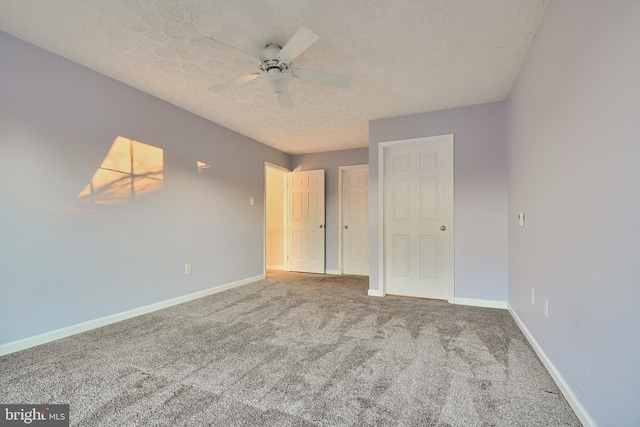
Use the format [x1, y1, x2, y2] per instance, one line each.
[197, 161, 212, 173]
[78, 136, 163, 205]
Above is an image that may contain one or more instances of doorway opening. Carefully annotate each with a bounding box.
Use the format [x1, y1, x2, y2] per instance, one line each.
[265, 163, 288, 272]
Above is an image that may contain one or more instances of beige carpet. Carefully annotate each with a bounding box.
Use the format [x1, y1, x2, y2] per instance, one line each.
[0, 271, 581, 426]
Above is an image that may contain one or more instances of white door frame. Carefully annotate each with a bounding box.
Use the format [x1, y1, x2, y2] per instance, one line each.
[338, 164, 369, 274]
[378, 134, 455, 302]
[264, 162, 289, 275]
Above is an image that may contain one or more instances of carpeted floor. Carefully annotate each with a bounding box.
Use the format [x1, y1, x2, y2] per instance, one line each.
[0, 271, 581, 426]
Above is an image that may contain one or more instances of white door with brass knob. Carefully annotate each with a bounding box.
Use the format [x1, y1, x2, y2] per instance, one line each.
[340, 165, 369, 276]
[383, 135, 453, 300]
[287, 169, 325, 274]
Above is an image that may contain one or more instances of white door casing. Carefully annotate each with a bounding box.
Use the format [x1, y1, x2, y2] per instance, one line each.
[287, 169, 325, 273]
[340, 166, 369, 275]
[380, 135, 454, 300]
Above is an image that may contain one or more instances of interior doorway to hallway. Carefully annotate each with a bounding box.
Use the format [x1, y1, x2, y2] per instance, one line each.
[265, 163, 288, 271]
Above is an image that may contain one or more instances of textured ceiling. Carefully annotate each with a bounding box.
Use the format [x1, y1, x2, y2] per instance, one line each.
[0, 0, 549, 154]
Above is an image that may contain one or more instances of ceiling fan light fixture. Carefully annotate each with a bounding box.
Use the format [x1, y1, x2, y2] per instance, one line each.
[258, 73, 292, 96]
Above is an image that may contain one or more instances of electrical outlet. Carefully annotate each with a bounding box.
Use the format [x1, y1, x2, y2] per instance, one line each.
[185, 263, 192, 275]
[544, 300, 549, 318]
[249, 197, 254, 206]
[531, 288, 535, 304]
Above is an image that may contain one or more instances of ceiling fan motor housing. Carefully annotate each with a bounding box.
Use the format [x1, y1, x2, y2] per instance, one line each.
[259, 44, 290, 72]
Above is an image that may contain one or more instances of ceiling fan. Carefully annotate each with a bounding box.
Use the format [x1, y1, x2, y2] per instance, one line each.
[200, 27, 349, 110]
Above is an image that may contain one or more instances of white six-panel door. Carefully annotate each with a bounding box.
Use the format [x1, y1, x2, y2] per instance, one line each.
[383, 136, 452, 299]
[287, 169, 325, 274]
[341, 166, 369, 276]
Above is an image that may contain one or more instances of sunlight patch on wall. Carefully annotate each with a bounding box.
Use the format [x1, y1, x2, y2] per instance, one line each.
[78, 136, 163, 205]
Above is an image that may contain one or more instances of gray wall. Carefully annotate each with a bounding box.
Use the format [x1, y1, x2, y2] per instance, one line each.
[291, 148, 369, 273]
[507, 1, 640, 425]
[0, 32, 289, 345]
[369, 102, 508, 301]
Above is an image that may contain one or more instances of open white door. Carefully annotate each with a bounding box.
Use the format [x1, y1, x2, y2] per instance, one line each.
[287, 169, 325, 273]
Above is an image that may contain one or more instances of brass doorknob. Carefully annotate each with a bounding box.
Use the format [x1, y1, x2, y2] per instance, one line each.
[440, 225, 447, 231]
[319, 224, 324, 229]
[344, 225, 349, 229]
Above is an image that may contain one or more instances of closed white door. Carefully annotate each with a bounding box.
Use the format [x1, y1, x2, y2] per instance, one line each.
[288, 169, 325, 274]
[341, 166, 369, 275]
[384, 136, 452, 299]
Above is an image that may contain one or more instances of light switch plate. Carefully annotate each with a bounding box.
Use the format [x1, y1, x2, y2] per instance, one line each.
[518, 212, 525, 227]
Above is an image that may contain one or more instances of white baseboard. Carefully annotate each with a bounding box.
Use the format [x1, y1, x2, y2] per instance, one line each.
[368, 289, 384, 297]
[454, 297, 507, 309]
[508, 305, 597, 427]
[325, 269, 341, 275]
[0, 274, 265, 357]
[266, 265, 286, 271]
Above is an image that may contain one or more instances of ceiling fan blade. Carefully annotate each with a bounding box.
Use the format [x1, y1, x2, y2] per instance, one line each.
[209, 74, 259, 93]
[199, 37, 261, 64]
[292, 68, 350, 88]
[277, 87, 293, 110]
[277, 27, 320, 64]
